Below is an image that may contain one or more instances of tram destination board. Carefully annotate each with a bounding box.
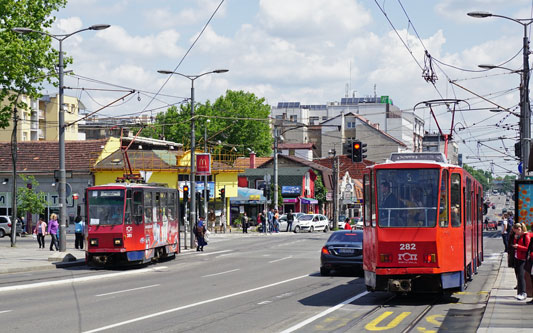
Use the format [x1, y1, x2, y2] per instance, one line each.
[389, 152, 447, 163]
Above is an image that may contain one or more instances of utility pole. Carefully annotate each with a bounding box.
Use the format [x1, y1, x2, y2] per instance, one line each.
[521, 23, 531, 178]
[273, 126, 279, 211]
[331, 150, 339, 229]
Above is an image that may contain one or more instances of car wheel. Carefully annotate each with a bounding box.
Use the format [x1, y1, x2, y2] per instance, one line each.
[320, 267, 330, 276]
[294, 226, 300, 233]
[323, 225, 328, 232]
[0, 229, 4, 238]
[309, 226, 314, 233]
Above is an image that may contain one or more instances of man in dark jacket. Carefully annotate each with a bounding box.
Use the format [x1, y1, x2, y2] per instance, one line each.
[286, 209, 294, 232]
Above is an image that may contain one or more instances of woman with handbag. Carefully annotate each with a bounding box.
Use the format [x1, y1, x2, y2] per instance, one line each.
[511, 223, 530, 301]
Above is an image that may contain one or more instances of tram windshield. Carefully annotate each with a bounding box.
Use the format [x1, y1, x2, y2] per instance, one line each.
[376, 169, 439, 228]
[88, 189, 125, 225]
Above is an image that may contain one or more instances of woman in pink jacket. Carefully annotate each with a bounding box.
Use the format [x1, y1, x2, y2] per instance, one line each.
[511, 223, 530, 301]
[33, 218, 47, 249]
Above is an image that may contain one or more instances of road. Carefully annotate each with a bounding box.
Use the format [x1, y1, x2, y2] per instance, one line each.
[0, 230, 503, 332]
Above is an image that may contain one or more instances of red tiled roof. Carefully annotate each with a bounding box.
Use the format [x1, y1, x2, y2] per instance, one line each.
[234, 156, 271, 168]
[314, 155, 374, 180]
[277, 143, 316, 150]
[0, 139, 108, 173]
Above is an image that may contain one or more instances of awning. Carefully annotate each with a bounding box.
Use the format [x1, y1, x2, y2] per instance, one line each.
[230, 187, 267, 204]
[300, 197, 318, 204]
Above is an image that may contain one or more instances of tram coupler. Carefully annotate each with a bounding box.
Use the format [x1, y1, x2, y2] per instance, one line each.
[388, 279, 412, 293]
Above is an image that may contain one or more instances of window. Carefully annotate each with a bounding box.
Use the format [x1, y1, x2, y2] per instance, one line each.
[439, 170, 449, 227]
[466, 178, 472, 226]
[133, 191, 143, 224]
[450, 173, 461, 227]
[144, 192, 152, 224]
[290, 115, 297, 122]
[364, 174, 371, 227]
[125, 190, 132, 225]
[347, 121, 356, 128]
[88, 190, 125, 225]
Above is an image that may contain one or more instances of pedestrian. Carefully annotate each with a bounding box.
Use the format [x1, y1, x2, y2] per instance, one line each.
[34, 217, 47, 249]
[344, 217, 352, 230]
[242, 212, 249, 234]
[502, 213, 510, 252]
[274, 209, 280, 232]
[286, 209, 294, 232]
[195, 217, 207, 251]
[267, 209, 274, 233]
[208, 209, 216, 232]
[74, 216, 85, 250]
[48, 213, 59, 251]
[511, 223, 530, 301]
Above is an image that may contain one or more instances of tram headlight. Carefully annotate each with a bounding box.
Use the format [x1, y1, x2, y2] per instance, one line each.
[423, 253, 436, 263]
[114, 238, 123, 247]
[90, 238, 98, 247]
[380, 254, 392, 263]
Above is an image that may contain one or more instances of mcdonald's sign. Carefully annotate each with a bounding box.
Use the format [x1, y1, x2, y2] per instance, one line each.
[196, 153, 211, 175]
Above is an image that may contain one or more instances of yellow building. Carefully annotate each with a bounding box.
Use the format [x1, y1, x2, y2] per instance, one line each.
[0, 93, 82, 142]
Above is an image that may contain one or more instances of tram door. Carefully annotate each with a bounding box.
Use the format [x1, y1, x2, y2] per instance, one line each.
[124, 189, 145, 252]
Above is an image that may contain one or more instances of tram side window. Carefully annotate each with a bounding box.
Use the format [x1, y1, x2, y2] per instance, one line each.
[466, 178, 472, 226]
[155, 192, 162, 223]
[371, 174, 376, 227]
[364, 175, 371, 227]
[439, 170, 449, 227]
[168, 192, 175, 220]
[450, 173, 461, 227]
[144, 192, 152, 224]
[133, 191, 143, 224]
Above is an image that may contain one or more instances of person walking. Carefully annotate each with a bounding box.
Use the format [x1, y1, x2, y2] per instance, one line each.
[242, 212, 249, 234]
[267, 209, 274, 233]
[344, 217, 352, 230]
[286, 209, 294, 232]
[502, 213, 510, 252]
[274, 209, 280, 233]
[511, 223, 530, 301]
[260, 211, 267, 234]
[34, 218, 47, 249]
[208, 209, 216, 232]
[195, 217, 207, 251]
[48, 213, 59, 251]
[74, 216, 85, 250]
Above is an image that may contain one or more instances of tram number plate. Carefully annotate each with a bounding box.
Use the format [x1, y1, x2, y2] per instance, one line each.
[399, 243, 416, 250]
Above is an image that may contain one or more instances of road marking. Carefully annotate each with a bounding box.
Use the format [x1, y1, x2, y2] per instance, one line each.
[95, 284, 160, 297]
[280, 291, 369, 333]
[269, 256, 293, 263]
[201, 269, 240, 278]
[198, 250, 231, 256]
[83, 274, 309, 333]
[257, 301, 272, 305]
[0, 310, 12, 314]
[365, 311, 411, 331]
[216, 253, 234, 258]
[0, 266, 168, 293]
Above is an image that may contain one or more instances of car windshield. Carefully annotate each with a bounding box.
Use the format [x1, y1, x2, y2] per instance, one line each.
[88, 189, 125, 225]
[299, 215, 314, 221]
[376, 169, 439, 228]
[327, 232, 363, 243]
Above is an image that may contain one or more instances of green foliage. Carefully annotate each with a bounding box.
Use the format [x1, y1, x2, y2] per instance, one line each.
[314, 174, 327, 205]
[17, 175, 47, 216]
[140, 90, 272, 156]
[463, 164, 493, 190]
[0, 0, 68, 127]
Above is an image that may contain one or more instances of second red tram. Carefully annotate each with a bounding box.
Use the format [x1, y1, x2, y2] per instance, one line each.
[85, 183, 180, 266]
[363, 153, 484, 293]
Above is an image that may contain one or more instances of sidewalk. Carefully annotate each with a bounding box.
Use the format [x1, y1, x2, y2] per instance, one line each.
[478, 252, 533, 332]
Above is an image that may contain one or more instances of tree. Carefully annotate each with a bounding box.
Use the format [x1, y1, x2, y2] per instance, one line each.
[0, 0, 68, 125]
[314, 174, 327, 209]
[17, 175, 47, 222]
[141, 90, 272, 156]
[464, 164, 493, 191]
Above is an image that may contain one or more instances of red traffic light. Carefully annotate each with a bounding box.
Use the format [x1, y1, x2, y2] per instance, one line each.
[183, 185, 189, 192]
[353, 143, 360, 149]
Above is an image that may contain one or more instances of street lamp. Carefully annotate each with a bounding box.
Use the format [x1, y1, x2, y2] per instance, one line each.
[13, 24, 110, 252]
[468, 11, 532, 178]
[157, 69, 228, 248]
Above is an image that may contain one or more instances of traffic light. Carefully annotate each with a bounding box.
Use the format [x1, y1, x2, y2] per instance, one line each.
[183, 185, 189, 202]
[219, 188, 225, 200]
[515, 141, 521, 157]
[352, 140, 367, 162]
[203, 189, 210, 199]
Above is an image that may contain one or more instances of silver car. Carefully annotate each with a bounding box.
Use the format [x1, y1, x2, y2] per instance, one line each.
[0, 216, 22, 238]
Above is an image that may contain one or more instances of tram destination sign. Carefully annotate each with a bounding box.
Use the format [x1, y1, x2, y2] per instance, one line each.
[390, 152, 447, 163]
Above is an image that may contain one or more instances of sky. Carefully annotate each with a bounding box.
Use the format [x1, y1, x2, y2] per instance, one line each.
[43, 0, 533, 177]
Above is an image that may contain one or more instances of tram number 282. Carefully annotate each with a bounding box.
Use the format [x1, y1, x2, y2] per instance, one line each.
[399, 243, 416, 250]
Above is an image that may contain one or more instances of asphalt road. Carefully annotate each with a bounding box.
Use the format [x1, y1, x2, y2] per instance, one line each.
[0, 230, 504, 333]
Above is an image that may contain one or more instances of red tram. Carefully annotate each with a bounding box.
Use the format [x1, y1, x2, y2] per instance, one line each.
[363, 153, 484, 293]
[85, 183, 180, 266]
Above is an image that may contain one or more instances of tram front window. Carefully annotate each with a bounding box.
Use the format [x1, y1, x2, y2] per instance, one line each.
[377, 169, 439, 227]
[88, 190, 125, 225]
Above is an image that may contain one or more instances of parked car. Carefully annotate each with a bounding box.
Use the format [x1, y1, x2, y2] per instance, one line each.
[0, 216, 22, 238]
[296, 214, 329, 233]
[320, 229, 363, 276]
[256, 212, 305, 232]
[337, 215, 347, 229]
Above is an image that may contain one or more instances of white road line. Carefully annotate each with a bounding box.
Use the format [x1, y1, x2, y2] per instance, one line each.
[95, 284, 160, 297]
[198, 250, 231, 256]
[0, 310, 12, 314]
[201, 269, 240, 278]
[216, 253, 234, 258]
[257, 301, 272, 305]
[280, 291, 369, 333]
[83, 274, 309, 333]
[0, 266, 168, 293]
[269, 256, 293, 263]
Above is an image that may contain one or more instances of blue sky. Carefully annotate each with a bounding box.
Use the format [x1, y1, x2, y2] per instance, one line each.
[47, 0, 533, 176]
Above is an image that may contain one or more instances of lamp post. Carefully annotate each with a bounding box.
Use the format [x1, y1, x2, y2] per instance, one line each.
[13, 24, 110, 252]
[468, 11, 532, 178]
[157, 69, 228, 248]
[204, 118, 210, 223]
